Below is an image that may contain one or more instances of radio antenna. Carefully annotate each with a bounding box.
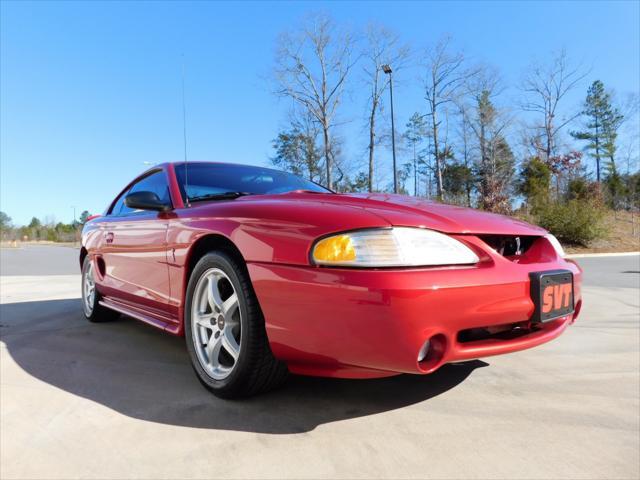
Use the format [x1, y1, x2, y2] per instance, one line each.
[181, 54, 190, 206]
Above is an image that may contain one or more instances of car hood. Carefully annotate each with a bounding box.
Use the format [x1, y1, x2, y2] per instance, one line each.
[287, 192, 546, 236]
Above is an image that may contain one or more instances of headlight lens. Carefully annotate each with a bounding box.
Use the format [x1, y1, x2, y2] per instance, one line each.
[545, 233, 566, 257]
[311, 227, 480, 267]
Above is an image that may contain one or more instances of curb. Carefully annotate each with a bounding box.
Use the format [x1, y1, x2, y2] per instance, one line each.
[566, 251, 640, 258]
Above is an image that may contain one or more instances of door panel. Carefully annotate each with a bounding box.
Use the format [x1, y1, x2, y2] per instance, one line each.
[101, 213, 171, 314]
[97, 168, 174, 318]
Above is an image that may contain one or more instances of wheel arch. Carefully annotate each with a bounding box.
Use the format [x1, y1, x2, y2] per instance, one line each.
[79, 247, 88, 271]
[183, 233, 249, 305]
[181, 232, 289, 396]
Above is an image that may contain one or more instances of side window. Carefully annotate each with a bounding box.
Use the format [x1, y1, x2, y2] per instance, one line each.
[109, 171, 171, 216]
[110, 192, 128, 216]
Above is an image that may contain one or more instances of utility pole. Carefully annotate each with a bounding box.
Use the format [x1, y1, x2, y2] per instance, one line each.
[382, 64, 398, 194]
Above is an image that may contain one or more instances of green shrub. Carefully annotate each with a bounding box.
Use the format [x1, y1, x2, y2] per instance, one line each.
[535, 199, 606, 246]
[567, 178, 605, 207]
[518, 157, 551, 212]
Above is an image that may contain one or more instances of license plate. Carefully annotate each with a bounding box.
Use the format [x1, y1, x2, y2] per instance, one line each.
[529, 270, 574, 322]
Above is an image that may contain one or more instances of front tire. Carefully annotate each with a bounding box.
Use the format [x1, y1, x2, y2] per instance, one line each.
[184, 251, 288, 398]
[81, 256, 119, 322]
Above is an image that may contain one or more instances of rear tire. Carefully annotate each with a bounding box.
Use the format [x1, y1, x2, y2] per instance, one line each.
[184, 251, 288, 398]
[81, 256, 119, 323]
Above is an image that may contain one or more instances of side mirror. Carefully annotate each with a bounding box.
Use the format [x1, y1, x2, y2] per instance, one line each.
[124, 191, 171, 212]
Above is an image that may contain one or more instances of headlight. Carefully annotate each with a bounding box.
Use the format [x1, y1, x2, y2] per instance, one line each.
[545, 234, 566, 258]
[311, 227, 480, 267]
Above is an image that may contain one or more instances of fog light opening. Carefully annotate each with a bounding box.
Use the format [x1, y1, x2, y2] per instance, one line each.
[417, 334, 447, 372]
[572, 299, 582, 323]
[417, 340, 431, 363]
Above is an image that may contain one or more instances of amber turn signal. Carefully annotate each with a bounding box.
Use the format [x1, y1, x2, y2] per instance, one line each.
[312, 234, 356, 264]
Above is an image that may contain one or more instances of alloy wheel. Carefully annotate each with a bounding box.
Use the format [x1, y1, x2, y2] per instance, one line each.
[191, 268, 242, 380]
[83, 261, 96, 316]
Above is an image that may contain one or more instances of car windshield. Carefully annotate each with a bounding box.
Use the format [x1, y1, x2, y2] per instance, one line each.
[174, 163, 331, 201]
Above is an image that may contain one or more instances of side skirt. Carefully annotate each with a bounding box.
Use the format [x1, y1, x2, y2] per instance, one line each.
[99, 297, 181, 335]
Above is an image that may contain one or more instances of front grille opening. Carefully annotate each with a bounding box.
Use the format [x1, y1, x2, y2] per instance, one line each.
[479, 235, 538, 258]
[457, 321, 540, 343]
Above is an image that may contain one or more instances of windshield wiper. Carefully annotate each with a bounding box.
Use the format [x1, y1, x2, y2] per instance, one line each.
[188, 192, 254, 203]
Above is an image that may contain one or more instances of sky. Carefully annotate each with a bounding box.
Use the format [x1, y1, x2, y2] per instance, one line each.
[1, 0, 639, 226]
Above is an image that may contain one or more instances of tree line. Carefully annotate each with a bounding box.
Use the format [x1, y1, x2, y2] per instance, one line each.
[0, 211, 90, 243]
[1, 16, 637, 247]
[269, 14, 639, 244]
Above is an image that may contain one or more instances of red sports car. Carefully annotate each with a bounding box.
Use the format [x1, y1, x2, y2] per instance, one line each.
[81, 162, 582, 398]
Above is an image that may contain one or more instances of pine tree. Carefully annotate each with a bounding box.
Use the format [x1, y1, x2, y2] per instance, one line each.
[403, 113, 428, 196]
[518, 157, 552, 212]
[472, 91, 515, 213]
[271, 131, 306, 178]
[442, 162, 473, 205]
[571, 80, 623, 182]
[79, 210, 91, 224]
[271, 125, 323, 183]
[0, 211, 11, 230]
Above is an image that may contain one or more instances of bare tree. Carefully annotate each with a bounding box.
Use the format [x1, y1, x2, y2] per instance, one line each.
[273, 14, 356, 189]
[362, 24, 409, 192]
[458, 68, 516, 212]
[404, 112, 429, 197]
[424, 36, 475, 199]
[521, 50, 588, 161]
[618, 92, 640, 174]
[456, 106, 474, 206]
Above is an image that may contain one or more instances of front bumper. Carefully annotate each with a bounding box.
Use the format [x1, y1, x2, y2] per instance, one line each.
[247, 236, 582, 379]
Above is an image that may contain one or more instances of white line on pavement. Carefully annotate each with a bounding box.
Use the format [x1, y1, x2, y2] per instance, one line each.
[566, 251, 640, 258]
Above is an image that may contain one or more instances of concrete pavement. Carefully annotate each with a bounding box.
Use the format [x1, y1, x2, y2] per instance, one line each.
[1, 245, 638, 479]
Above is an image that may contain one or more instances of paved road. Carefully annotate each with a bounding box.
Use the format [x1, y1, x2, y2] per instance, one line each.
[0, 244, 79, 276]
[574, 254, 640, 288]
[1, 246, 638, 479]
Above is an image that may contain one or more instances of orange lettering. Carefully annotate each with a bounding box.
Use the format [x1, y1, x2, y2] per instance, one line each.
[553, 285, 563, 309]
[542, 286, 554, 313]
[562, 284, 572, 308]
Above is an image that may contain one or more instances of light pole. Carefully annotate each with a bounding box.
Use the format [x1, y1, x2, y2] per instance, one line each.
[382, 64, 398, 194]
[71, 205, 79, 246]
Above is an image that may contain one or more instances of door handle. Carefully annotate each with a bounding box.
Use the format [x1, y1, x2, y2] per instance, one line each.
[104, 232, 114, 244]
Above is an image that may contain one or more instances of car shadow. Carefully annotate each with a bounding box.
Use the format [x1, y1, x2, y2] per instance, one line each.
[0, 298, 487, 434]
